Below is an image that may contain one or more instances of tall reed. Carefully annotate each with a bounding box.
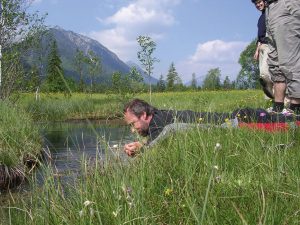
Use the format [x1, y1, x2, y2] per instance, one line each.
[2, 124, 299, 224]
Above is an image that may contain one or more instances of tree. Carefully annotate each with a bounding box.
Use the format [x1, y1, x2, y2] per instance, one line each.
[0, 0, 46, 99]
[166, 62, 181, 91]
[236, 40, 259, 89]
[26, 64, 40, 92]
[191, 72, 197, 90]
[74, 48, 87, 92]
[223, 76, 231, 89]
[137, 35, 159, 102]
[112, 71, 122, 94]
[44, 40, 66, 92]
[202, 68, 221, 90]
[128, 66, 144, 94]
[129, 66, 143, 83]
[87, 50, 101, 93]
[156, 74, 166, 92]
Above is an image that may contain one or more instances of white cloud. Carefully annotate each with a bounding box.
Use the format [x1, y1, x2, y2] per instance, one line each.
[89, 0, 180, 61]
[177, 40, 248, 82]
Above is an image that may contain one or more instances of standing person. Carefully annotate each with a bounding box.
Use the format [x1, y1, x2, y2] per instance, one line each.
[252, 0, 274, 99]
[266, 0, 300, 114]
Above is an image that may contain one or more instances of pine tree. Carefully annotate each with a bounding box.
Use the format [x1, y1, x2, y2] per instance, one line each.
[157, 74, 166, 92]
[166, 62, 179, 90]
[191, 73, 197, 89]
[223, 76, 231, 89]
[45, 40, 66, 92]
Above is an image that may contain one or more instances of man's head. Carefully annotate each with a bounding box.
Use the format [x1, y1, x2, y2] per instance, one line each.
[251, 0, 266, 11]
[123, 99, 156, 136]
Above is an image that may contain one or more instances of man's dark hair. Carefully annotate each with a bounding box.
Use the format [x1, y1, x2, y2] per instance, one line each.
[251, 0, 265, 3]
[124, 99, 156, 117]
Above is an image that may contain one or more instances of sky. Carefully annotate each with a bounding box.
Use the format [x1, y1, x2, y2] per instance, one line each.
[30, 0, 259, 83]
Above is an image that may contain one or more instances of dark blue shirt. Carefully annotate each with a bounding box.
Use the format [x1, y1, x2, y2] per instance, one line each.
[257, 10, 268, 44]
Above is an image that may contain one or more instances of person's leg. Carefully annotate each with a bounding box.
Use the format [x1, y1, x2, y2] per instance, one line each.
[273, 82, 286, 102]
[267, 0, 300, 112]
[278, 0, 300, 113]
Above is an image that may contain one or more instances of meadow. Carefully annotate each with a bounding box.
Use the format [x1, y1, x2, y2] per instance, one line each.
[1, 90, 299, 224]
[18, 89, 271, 121]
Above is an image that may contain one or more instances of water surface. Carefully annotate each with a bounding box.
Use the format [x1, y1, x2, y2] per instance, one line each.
[41, 119, 133, 175]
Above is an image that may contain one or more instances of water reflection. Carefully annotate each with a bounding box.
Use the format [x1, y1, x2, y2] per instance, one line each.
[42, 119, 133, 175]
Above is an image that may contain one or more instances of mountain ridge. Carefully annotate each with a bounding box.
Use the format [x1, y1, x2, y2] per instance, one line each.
[25, 26, 158, 84]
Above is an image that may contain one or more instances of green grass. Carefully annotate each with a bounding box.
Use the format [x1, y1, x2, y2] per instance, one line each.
[1, 90, 299, 224]
[0, 101, 41, 167]
[18, 92, 133, 121]
[18, 90, 272, 121]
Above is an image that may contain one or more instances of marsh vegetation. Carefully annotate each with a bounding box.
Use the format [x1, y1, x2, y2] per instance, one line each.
[1, 90, 299, 224]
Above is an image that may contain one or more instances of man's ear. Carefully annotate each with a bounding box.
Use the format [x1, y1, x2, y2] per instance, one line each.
[141, 111, 147, 120]
[143, 112, 153, 122]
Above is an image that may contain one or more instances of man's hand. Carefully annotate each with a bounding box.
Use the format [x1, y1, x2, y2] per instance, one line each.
[124, 141, 143, 157]
[253, 42, 261, 61]
[253, 50, 259, 61]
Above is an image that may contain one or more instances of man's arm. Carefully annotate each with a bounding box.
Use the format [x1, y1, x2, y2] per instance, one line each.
[148, 123, 198, 147]
[254, 41, 261, 61]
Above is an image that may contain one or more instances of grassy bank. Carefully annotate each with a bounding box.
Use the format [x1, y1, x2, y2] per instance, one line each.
[0, 101, 41, 167]
[18, 93, 129, 121]
[2, 123, 299, 224]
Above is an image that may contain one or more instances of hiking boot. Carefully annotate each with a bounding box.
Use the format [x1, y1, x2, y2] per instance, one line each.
[267, 107, 295, 116]
[259, 78, 274, 99]
[281, 108, 295, 116]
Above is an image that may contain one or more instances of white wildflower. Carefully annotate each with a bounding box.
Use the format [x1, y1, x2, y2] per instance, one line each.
[79, 210, 84, 217]
[214, 143, 222, 150]
[83, 200, 94, 207]
[215, 175, 222, 183]
[112, 206, 122, 217]
[90, 208, 94, 216]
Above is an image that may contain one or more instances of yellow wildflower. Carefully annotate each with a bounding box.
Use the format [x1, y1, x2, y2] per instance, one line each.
[164, 188, 173, 196]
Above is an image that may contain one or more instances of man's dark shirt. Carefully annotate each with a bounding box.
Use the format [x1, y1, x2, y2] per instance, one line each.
[147, 109, 230, 143]
[146, 108, 300, 143]
[257, 10, 268, 44]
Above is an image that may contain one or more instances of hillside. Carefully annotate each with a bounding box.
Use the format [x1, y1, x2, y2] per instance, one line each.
[23, 27, 156, 84]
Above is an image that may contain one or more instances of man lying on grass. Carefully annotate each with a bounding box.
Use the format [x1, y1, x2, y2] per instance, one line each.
[123, 99, 300, 157]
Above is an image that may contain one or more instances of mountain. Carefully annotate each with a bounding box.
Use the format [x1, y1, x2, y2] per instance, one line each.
[184, 74, 206, 87]
[126, 61, 158, 85]
[24, 27, 132, 83]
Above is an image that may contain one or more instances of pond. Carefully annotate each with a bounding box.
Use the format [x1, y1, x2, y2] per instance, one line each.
[40, 119, 133, 177]
[0, 120, 134, 201]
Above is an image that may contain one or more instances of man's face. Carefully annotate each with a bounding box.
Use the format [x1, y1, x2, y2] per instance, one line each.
[254, 0, 265, 11]
[124, 110, 151, 137]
